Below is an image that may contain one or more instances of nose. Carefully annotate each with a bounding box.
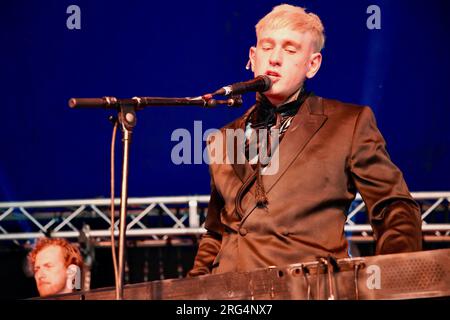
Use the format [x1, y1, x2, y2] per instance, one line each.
[36, 270, 46, 281]
[269, 46, 283, 66]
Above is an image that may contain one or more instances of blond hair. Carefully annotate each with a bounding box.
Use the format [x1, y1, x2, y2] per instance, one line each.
[255, 4, 325, 52]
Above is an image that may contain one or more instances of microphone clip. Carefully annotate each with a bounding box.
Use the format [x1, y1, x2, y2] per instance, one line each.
[202, 94, 243, 108]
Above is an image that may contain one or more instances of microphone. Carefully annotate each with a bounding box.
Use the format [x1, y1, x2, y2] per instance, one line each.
[212, 75, 272, 96]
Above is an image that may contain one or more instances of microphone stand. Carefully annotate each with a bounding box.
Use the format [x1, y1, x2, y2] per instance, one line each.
[69, 94, 242, 300]
[116, 104, 135, 301]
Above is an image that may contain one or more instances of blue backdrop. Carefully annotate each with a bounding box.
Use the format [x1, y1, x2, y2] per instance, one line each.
[1, 0, 449, 202]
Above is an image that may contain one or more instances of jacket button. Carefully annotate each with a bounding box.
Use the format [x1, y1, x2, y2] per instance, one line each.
[239, 228, 248, 236]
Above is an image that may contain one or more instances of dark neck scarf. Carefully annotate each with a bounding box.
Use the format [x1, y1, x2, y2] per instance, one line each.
[249, 86, 311, 130]
[246, 87, 312, 208]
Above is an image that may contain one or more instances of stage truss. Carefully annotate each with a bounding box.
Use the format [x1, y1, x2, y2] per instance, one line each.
[0, 192, 449, 245]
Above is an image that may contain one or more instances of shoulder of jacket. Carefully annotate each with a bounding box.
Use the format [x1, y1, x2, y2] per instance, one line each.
[317, 96, 372, 118]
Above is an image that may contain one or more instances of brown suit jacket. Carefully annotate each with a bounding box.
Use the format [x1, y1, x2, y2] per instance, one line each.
[189, 95, 422, 276]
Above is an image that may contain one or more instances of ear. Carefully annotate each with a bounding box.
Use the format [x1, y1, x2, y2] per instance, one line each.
[306, 52, 322, 79]
[249, 46, 256, 72]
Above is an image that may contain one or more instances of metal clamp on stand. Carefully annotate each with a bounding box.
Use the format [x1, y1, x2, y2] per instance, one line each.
[351, 259, 365, 300]
[315, 255, 339, 300]
[300, 264, 311, 300]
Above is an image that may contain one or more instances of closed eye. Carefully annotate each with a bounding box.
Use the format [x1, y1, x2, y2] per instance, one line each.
[285, 47, 297, 54]
[259, 38, 275, 51]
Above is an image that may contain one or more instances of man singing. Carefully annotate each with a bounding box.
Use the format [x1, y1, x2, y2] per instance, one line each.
[189, 4, 422, 276]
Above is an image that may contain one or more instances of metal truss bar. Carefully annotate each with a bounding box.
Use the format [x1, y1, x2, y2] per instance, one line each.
[411, 192, 450, 199]
[346, 202, 366, 225]
[126, 203, 157, 231]
[308, 235, 450, 243]
[19, 207, 47, 232]
[344, 225, 372, 232]
[132, 217, 147, 230]
[79, 227, 208, 237]
[0, 228, 208, 240]
[115, 211, 182, 230]
[189, 200, 199, 227]
[0, 192, 449, 242]
[67, 221, 79, 232]
[0, 208, 14, 222]
[344, 224, 450, 232]
[421, 198, 445, 223]
[158, 203, 185, 228]
[95, 239, 197, 248]
[0, 223, 450, 241]
[0, 225, 20, 246]
[150, 235, 159, 240]
[180, 214, 188, 224]
[41, 219, 80, 235]
[90, 205, 114, 228]
[421, 224, 450, 231]
[53, 205, 86, 232]
[423, 236, 450, 242]
[115, 213, 161, 234]
[0, 225, 8, 235]
[43, 219, 57, 231]
[0, 195, 210, 209]
[1, 193, 449, 210]
[114, 214, 147, 230]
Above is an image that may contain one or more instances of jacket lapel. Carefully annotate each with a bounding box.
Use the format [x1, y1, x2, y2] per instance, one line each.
[263, 95, 328, 193]
[240, 96, 328, 224]
[228, 105, 257, 186]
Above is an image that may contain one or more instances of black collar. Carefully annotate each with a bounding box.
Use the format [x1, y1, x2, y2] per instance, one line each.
[249, 87, 311, 129]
